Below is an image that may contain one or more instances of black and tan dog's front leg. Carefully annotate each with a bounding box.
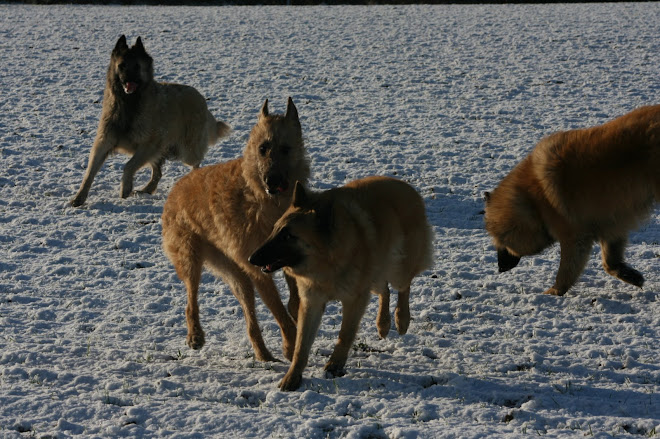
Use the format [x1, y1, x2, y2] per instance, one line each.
[324, 292, 370, 377]
[71, 131, 116, 206]
[279, 295, 325, 391]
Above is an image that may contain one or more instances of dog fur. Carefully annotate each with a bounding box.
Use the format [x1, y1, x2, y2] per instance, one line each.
[161, 98, 309, 362]
[71, 35, 230, 206]
[485, 105, 660, 296]
[250, 176, 434, 391]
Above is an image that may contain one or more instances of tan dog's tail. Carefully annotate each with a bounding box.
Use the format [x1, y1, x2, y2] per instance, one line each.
[207, 112, 232, 146]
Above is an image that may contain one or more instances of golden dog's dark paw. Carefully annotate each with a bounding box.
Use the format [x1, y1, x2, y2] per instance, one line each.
[186, 333, 205, 350]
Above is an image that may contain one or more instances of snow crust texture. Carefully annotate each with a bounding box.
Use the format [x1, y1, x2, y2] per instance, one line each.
[1, 4, 659, 438]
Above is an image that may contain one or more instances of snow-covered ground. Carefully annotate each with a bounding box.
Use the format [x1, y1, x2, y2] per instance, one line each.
[1, 3, 659, 438]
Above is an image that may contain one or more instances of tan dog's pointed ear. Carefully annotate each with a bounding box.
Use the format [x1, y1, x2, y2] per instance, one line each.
[259, 99, 269, 119]
[114, 35, 128, 54]
[292, 181, 307, 207]
[285, 97, 299, 124]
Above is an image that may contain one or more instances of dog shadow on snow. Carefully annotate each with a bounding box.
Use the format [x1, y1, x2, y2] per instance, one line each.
[274, 358, 658, 424]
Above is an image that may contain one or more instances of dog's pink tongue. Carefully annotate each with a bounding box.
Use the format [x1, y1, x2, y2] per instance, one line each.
[123, 82, 138, 94]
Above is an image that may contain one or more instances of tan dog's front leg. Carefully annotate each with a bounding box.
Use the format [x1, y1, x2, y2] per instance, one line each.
[279, 296, 325, 391]
[325, 292, 370, 377]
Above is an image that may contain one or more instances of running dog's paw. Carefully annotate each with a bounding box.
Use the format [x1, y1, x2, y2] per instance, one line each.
[543, 287, 566, 296]
[279, 371, 302, 391]
[186, 332, 205, 350]
[617, 265, 644, 288]
[324, 361, 346, 378]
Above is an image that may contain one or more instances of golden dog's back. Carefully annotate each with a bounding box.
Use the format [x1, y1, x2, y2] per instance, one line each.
[532, 105, 660, 229]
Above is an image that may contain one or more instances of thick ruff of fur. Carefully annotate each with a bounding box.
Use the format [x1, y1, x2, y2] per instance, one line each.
[485, 105, 660, 296]
[161, 98, 309, 363]
[71, 35, 230, 206]
[250, 176, 434, 391]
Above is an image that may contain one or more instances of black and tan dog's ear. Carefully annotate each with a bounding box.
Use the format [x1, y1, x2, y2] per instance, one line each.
[484, 191, 491, 203]
[113, 35, 128, 54]
[134, 36, 146, 52]
[259, 99, 269, 119]
[285, 97, 299, 124]
[292, 181, 307, 207]
[317, 198, 334, 236]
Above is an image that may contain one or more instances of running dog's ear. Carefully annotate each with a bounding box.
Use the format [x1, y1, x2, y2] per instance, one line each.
[285, 97, 299, 125]
[292, 181, 308, 208]
[114, 35, 128, 54]
[134, 36, 146, 53]
[259, 99, 269, 119]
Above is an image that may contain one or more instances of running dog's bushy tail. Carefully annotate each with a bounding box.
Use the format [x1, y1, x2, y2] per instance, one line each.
[207, 113, 231, 146]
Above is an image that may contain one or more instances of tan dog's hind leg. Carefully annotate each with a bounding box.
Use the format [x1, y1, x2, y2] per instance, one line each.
[601, 238, 644, 287]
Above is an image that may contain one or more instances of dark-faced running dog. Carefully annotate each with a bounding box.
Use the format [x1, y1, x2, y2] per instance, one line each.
[162, 98, 309, 362]
[250, 177, 434, 391]
[485, 105, 660, 296]
[70, 35, 230, 206]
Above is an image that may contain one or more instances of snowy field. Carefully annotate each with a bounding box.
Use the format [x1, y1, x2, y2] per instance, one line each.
[1, 3, 659, 438]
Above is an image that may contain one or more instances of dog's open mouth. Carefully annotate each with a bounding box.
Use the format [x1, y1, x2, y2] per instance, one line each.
[260, 260, 285, 274]
[267, 180, 289, 196]
[123, 82, 138, 94]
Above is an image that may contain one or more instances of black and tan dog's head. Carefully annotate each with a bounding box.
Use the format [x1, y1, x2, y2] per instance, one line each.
[249, 182, 333, 274]
[243, 98, 310, 198]
[109, 35, 154, 96]
[484, 184, 554, 273]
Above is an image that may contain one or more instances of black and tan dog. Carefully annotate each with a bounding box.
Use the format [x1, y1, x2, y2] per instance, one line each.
[250, 176, 434, 391]
[71, 35, 230, 206]
[485, 105, 660, 296]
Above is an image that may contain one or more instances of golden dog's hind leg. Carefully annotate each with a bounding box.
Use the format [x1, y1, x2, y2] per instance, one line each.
[375, 283, 391, 339]
[601, 238, 644, 287]
[394, 287, 410, 335]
